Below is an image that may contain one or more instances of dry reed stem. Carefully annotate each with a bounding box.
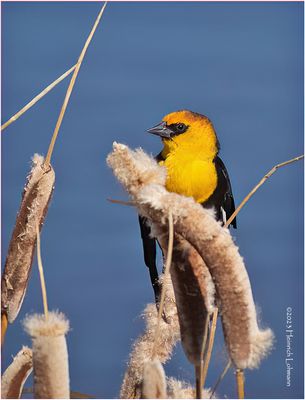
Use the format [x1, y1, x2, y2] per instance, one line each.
[35, 220, 49, 319]
[236, 369, 245, 399]
[23, 311, 70, 399]
[201, 308, 219, 389]
[1, 65, 76, 131]
[107, 198, 135, 206]
[44, 2, 107, 168]
[141, 360, 167, 399]
[197, 315, 210, 398]
[107, 143, 274, 370]
[1, 346, 33, 399]
[209, 360, 231, 399]
[119, 274, 180, 399]
[226, 154, 304, 227]
[1, 154, 55, 324]
[1, 312, 8, 346]
[152, 210, 174, 359]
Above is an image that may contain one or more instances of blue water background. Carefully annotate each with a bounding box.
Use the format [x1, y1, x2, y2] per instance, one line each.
[2, 2, 304, 398]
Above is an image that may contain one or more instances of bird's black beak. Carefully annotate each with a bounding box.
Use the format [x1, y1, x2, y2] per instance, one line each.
[147, 121, 172, 139]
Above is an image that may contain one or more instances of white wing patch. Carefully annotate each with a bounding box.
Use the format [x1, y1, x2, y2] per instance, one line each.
[221, 206, 227, 225]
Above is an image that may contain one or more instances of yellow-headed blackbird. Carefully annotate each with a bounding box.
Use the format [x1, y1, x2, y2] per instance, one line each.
[139, 110, 236, 302]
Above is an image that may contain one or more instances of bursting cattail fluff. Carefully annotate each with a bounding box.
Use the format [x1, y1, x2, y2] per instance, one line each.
[120, 274, 179, 399]
[141, 360, 167, 399]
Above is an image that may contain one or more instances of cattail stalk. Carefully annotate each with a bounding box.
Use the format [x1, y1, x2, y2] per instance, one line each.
[1, 313, 8, 346]
[23, 311, 70, 399]
[201, 308, 218, 389]
[1, 347, 33, 399]
[1, 154, 55, 328]
[209, 360, 231, 399]
[35, 220, 49, 319]
[196, 316, 209, 399]
[236, 369, 245, 399]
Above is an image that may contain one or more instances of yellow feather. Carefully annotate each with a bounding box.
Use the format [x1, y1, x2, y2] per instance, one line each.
[159, 111, 218, 203]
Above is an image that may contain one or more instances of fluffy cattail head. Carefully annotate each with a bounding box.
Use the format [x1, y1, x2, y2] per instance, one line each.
[1, 346, 33, 399]
[23, 311, 70, 399]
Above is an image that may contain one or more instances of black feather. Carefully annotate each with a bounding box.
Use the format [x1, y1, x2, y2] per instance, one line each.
[203, 156, 237, 228]
[138, 215, 160, 303]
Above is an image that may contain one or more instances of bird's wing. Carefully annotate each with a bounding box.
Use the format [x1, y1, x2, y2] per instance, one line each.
[203, 156, 237, 228]
[137, 151, 165, 302]
[155, 151, 164, 162]
[138, 215, 159, 281]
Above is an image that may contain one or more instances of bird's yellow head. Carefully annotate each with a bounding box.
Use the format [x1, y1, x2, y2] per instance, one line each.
[147, 110, 219, 158]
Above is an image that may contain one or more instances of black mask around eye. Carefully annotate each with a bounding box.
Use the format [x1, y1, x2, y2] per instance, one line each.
[147, 121, 189, 139]
[167, 123, 189, 136]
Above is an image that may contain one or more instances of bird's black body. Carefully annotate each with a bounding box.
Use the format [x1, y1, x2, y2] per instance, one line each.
[139, 153, 237, 303]
[203, 155, 237, 228]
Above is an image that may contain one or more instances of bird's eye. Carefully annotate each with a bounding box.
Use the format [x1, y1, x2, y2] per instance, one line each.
[177, 123, 186, 132]
[167, 122, 188, 136]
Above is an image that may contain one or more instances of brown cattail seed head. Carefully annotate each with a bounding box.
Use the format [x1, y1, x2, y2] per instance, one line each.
[1, 154, 55, 323]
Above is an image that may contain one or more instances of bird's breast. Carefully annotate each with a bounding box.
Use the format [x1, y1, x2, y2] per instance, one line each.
[161, 153, 218, 203]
